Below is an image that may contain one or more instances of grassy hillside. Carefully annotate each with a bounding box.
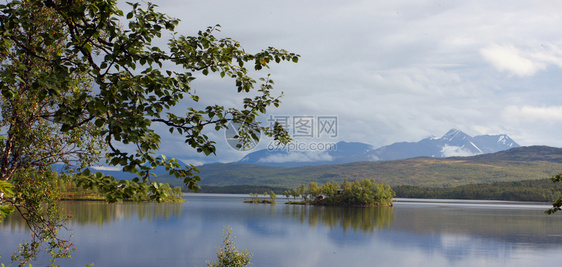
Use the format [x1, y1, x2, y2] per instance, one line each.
[152, 146, 562, 189]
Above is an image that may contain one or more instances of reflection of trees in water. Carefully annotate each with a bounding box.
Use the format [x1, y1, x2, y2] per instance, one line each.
[1, 201, 183, 229]
[66, 201, 183, 225]
[247, 202, 277, 218]
[1, 210, 29, 232]
[286, 205, 394, 233]
[390, 206, 562, 247]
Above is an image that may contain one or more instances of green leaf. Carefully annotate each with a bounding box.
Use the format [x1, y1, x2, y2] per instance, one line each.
[0, 205, 15, 217]
[0, 0, 298, 259]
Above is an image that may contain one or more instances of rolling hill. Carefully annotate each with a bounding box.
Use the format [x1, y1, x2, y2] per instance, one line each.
[154, 145, 562, 189]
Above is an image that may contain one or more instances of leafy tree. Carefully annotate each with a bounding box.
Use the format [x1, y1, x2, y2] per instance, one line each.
[546, 174, 561, 215]
[172, 186, 183, 200]
[269, 190, 276, 201]
[206, 226, 252, 267]
[340, 178, 351, 194]
[308, 182, 320, 199]
[0, 0, 297, 264]
[282, 190, 291, 199]
[294, 179, 395, 207]
[321, 180, 338, 198]
[349, 179, 370, 205]
[291, 189, 300, 200]
[8, 168, 73, 265]
[373, 183, 395, 206]
[0, 180, 14, 218]
[298, 184, 307, 201]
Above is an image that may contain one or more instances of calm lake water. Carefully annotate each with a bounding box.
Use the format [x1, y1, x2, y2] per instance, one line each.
[2, 194, 562, 266]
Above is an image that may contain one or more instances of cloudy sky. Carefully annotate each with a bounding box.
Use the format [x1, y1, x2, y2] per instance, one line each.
[129, 0, 562, 165]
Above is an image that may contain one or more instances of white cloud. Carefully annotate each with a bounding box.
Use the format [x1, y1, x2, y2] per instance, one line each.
[113, 0, 562, 164]
[441, 145, 475, 157]
[258, 152, 333, 163]
[502, 105, 562, 122]
[480, 42, 562, 77]
[480, 44, 546, 76]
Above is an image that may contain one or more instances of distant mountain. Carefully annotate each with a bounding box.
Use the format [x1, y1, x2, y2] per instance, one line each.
[183, 145, 562, 189]
[363, 129, 519, 161]
[237, 141, 373, 167]
[237, 129, 519, 167]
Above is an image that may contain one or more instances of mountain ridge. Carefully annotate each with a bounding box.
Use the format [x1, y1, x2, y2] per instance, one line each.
[149, 145, 562, 189]
[238, 129, 519, 167]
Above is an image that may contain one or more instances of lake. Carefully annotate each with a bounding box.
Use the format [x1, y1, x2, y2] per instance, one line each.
[2, 194, 562, 266]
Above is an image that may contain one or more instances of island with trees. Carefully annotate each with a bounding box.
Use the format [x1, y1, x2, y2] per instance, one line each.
[283, 179, 395, 207]
[243, 191, 277, 204]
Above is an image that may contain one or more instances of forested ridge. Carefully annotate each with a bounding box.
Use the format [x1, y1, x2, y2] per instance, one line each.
[393, 179, 561, 202]
[187, 179, 560, 203]
[155, 146, 562, 189]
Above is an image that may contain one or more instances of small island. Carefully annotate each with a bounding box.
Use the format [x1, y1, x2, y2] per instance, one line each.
[283, 179, 395, 207]
[243, 191, 277, 204]
[56, 171, 185, 202]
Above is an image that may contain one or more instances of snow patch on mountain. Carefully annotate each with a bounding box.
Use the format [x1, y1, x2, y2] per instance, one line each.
[469, 142, 483, 153]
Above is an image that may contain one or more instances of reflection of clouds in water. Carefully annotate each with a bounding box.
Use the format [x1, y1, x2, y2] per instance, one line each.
[349, 203, 562, 265]
[390, 203, 562, 250]
[245, 218, 289, 236]
[372, 230, 561, 266]
[3, 195, 562, 267]
[256, 200, 562, 265]
[439, 233, 509, 263]
[202, 199, 561, 266]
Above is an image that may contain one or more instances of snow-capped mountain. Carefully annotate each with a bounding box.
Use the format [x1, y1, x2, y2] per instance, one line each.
[363, 129, 519, 161]
[236, 129, 520, 167]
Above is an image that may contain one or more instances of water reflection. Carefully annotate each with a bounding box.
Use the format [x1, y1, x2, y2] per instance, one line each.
[283, 205, 394, 233]
[1, 200, 183, 231]
[389, 203, 562, 249]
[65, 201, 183, 226]
[2, 196, 562, 267]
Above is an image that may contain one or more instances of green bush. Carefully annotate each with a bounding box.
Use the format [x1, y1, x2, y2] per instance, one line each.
[206, 227, 252, 267]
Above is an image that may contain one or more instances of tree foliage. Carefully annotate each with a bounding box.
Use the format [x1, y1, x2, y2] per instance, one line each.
[546, 174, 562, 214]
[0, 0, 297, 264]
[206, 226, 252, 267]
[394, 178, 562, 204]
[0, 180, 15, 218]
[307, 182, 320, 199]
[0, 1, 104, 183]
[291, 179, 395, 207]
[244, 192, 276, 204]
[0, 0, 297, 200]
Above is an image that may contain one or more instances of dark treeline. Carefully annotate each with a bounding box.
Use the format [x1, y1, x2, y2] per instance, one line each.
[393, 178, 561, 202]
[184, 179, 561, 203]
[184, 185, 290, 194]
